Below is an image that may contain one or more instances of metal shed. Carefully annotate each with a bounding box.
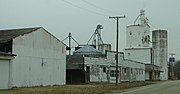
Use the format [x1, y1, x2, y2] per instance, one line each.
[0, 27, 66, 89]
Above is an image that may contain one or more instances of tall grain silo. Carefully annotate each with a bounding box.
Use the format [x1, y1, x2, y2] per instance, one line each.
[126, 10, 151, 48]
[152, 30, 168, 80]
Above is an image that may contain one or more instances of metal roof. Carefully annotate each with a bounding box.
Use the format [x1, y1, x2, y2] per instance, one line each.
[0, 27, 41, 43]
[145, 64, 161, 72]
[73, 45, 102, 55]
[0, 27, 67, 47]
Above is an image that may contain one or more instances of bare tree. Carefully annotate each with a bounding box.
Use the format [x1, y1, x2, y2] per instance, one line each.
[174, 61, 180, 79]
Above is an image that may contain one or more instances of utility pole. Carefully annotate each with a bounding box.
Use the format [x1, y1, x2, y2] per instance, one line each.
[68, 33, 71, 55]
[151, 41, 156, 81]
[109, 16, 125, 85]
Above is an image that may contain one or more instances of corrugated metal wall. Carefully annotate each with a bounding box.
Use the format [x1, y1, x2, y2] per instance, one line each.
[11, 28, 66, 87]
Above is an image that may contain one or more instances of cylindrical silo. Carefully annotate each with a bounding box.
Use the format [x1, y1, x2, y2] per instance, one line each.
[152, 30, 168, 80]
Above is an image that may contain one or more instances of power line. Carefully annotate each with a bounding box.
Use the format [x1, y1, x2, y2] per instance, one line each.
[126, 17, 132, 24]
[149, 22, 157, 29]
[61, 0, 108, 17]
[81, 0, 121, 15]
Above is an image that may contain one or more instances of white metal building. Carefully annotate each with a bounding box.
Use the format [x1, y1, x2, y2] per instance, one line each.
[0, 27, 66, 89]
[124, 10, 167, 80]
[124, 48, 151, 64]
[106, 51, 145, 83]
[84, 57, 110, 83]
[124, 48, 161, 80]
[67, 46, 145, 83]
[122, 59, 145, 82]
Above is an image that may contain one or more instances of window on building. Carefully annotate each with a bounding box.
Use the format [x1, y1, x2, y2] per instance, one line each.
[139, 69, 141, 75]
[137, 70, 138, 75]
[110, 70, 116, 77]
[125, 68, 127, 73]
[0, 40, 12, 53]
[110, 70, 119, 77]
[86, 66, 90, 73]
[131, 68, 133, 74]
[130, 31, 132, 35]
[123, 68, 127, 74]
[103, 67, 106, 73]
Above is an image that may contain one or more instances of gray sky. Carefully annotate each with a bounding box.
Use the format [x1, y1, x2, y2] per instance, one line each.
[0, 0, 180, 60]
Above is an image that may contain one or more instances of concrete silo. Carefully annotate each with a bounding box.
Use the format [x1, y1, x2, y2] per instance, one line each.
[152, 30, 168, 80]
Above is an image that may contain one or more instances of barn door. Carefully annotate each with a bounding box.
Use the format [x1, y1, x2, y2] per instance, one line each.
[86, 66, 90, 83]
[0, 60, 10, 89]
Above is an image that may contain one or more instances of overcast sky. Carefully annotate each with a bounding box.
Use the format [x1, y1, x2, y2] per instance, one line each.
[0, 0, 180, 60]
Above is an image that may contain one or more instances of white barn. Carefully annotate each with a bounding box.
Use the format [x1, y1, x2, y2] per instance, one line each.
[0, 27, 66, 89]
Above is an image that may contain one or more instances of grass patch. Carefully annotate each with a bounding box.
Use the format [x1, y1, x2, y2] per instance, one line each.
[0, 81, 155, 94]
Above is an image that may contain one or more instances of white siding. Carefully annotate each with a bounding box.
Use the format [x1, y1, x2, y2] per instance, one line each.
[75, 51, 145, 83]
[122, 60, 145, 81]
[126, 25, 150, 48]
[145, 72, 149, 80]
[124, 48, 151, 64]
[106, 51, 124, 65]
[0, 60, 10, 89]
[12, 28, 66, 87]
[106, 51, 145, 82]
[109, 67, 120, 83]
[84, 57, 110, 82]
